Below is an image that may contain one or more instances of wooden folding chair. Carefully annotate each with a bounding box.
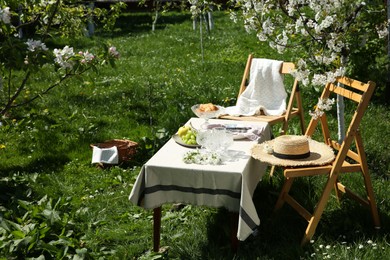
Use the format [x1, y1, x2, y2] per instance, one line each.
[273, 76, 381, 245]
[220, 54, 306, 135]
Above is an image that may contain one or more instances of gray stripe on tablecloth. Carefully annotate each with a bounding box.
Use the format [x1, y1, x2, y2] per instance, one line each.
[240, 206, 258, 231]
[144, 185, 241, 199]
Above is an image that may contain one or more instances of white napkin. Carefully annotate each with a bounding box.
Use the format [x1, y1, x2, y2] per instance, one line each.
[91, 146, 119, 164]
[225, 58, 287, 116]
[240, 126, 269, 142]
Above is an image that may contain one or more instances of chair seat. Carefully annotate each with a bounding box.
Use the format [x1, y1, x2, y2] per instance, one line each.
[284, 160, 363, 178]
[220, 108, 302, 124]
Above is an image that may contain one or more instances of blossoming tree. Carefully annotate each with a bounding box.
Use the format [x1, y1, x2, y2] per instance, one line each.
[0, 0, 124, 118]
[229, 0, 388, 140]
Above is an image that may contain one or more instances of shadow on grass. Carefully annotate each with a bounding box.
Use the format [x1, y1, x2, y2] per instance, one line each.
[0, 154, 70, 216]
[0, 153, 70, 177]
[196, 172, 390, 259]
[96, 11, 191, 38]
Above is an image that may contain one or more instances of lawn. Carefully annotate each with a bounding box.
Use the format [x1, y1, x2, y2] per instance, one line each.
[1, 10, 390, 259]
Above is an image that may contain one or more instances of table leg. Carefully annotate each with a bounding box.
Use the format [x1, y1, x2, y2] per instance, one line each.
[153, 207, 162, 252]
[230, 212, 239, 252]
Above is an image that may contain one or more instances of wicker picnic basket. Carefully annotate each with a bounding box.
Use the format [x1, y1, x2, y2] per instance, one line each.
[90, 139, 138, 163]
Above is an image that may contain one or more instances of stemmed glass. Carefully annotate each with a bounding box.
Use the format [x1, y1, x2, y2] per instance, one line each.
[213, 127, 234, 158]
[191, 104, 224, 129]
[196, 129, 218, 152]
[196, 129, 210, 151]
[220, 130, 234, 154]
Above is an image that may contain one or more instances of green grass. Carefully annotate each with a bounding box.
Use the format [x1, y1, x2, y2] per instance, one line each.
[1, 10, 390, 259]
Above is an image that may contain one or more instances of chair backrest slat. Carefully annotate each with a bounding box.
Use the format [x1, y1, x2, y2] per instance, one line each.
[328, 82, 363, 103]
[280, 62, 295, 74]
[337, 76, 371, 92]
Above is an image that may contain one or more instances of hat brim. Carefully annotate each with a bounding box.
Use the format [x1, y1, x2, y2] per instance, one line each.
[251, 138, 335, 167]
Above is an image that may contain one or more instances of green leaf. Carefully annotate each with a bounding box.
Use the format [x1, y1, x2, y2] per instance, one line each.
[41, 209, 61, 225]
[11, 230, 25, 239]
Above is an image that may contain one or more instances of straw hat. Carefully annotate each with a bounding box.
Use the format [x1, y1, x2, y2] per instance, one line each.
[251, 135, 335, 167]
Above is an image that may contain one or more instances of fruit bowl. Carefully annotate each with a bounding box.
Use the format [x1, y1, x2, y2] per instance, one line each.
[191, 104, 224, 120]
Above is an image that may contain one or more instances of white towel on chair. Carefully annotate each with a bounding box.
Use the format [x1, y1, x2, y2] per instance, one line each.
[224, 58, 287, 116]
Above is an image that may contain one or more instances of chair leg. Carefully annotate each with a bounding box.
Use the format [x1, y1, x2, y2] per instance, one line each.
[334, 177, 343, 203]
[269, 165, 276, 177]
[355, 132, 381, 228]
[363, 173, 381, 229]
[301, 173, 338, 245]
[361, 167, 381, 228]
[274, 177, 294, 212]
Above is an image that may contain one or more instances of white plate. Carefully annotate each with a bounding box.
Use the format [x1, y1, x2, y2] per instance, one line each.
[233, 133, 247, 140]
[172, 134, 201, 148]
[206, 123, 250, 140]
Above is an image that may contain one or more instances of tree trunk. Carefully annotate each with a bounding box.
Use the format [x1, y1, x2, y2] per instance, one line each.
[387, 0, 390, 85]
[337, 55, 348, 143]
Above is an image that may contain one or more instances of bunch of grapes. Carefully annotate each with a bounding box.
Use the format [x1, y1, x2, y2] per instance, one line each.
[177, 126, 197, 145]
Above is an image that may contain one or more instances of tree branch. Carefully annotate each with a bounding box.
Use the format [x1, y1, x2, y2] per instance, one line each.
[1, 70, 31, 116]
[12, 67, 91, 108]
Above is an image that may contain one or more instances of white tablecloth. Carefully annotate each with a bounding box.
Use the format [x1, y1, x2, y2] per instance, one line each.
[129, 118, 270, 241]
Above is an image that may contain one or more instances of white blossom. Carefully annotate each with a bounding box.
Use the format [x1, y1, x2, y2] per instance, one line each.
[0, 7, 11, 24]
[39, 0, 57, 7]
[53, 46, 75, 69]
[312, 74, 327, 86]
[236, 0, 384, 87]
[229, 11, 237, 23]
[320, 15, 335, 30]
[108, 46, 120, 58]
[309, 97, 335, 119]
[26, 39, 48, 52]
[376, 19, 390, 39]
[79, 50, 95, 64]
[183, 150, 222, 165]
[262, 18, 274, 35]
[190, 5, 201, 18]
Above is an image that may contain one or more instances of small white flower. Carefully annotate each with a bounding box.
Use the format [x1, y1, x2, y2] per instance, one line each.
[229, 12, 237, 23]
[108, 46, 120, 58]
[183, 150, 222, 165]
[79, 50, 95, 64]
[310, 97, 335, 119]
[26, 39, 48, 52]
[53, 46, 75, 69]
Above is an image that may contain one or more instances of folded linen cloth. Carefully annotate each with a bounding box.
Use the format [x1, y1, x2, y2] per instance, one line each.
[91, 146, 119, 164]
[224, 58, 287, 116]
[240, 126, 269, 142]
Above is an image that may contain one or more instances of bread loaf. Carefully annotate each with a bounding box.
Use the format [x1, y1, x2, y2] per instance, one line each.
[198, 103, 218, 112]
